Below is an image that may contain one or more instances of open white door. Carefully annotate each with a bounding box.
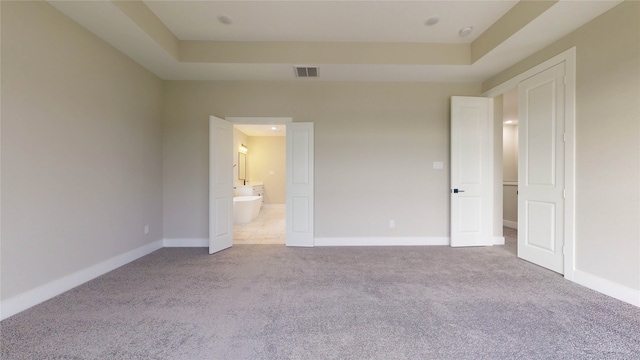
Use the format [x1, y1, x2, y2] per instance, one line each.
[450, 96, 494, 247]
[209, 115, 233, 254]
[518, 63, 565, 274]
[286, 122, 314, 247]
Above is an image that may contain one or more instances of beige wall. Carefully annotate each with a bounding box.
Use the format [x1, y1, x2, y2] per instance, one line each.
[484, 1, 640, 290]
[247, 136, 286, 205]
[3, 0, 637, 312]
[502, 125, 518, 224]
[493, 95, 504, 238]
[502, 86, 518, 226]
[503, 186, 518, 225]
[162, 82, 481, 239]
[502, 125, 518, 181]
[1, 2, 164, 300]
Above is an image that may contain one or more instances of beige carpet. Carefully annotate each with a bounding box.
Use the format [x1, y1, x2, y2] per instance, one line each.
[2, 236, 639, 359]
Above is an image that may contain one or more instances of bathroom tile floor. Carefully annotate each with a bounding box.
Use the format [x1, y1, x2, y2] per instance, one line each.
[233, 205, 286, 245]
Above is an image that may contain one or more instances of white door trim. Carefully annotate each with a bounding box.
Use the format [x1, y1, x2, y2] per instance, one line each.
[483, 47, 576, 280]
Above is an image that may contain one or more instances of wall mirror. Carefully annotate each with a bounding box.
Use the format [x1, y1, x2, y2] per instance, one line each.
[238, 152, 246, 180]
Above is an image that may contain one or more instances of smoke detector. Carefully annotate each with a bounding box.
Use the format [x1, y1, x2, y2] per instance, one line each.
[424, 16, 440, 26]
[217, 14, 233, 25]
[459, 26, 473, 37]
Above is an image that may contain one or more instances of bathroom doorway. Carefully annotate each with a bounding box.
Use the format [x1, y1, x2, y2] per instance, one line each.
[502, 87, 519, 256]
[232, 121, 287, 245]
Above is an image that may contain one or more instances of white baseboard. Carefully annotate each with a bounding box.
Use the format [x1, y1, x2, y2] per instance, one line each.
[494, 236, 505, 245]
[314, 237, 450, 247]
[163, 238, 208, 247]
[6, 237, 635, 324]
[572, 270, 640, 307]
[0, 240, 163, 321]
[503, 220, 518, 229]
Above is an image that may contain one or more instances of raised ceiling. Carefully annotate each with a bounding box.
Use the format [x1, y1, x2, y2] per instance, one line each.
[49, 1, 622, 83]
[143, 1, 517, 43]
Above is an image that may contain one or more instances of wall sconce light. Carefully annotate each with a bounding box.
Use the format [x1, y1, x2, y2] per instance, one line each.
[240, 144, 248, 153]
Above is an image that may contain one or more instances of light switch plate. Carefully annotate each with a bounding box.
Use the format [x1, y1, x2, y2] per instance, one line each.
[433, 161, 444, 170]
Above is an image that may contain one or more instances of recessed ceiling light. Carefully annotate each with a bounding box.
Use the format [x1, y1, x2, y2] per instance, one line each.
[424, 16, 440, 26]
[271, 126, 277, 130]
[217, 14, 233, 25]
[459, 26, 473, 37]
[505, 120, 513, 124]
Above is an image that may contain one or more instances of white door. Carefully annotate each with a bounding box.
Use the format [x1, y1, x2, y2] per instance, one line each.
[450, 97, 494, 247]
[209, 115, 233, 254]
[286, 123, 314, 247]
[518, 62, 565, 274]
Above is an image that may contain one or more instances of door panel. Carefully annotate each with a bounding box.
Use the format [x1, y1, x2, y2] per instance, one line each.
[450, 96, 493, 247]
[527, 81, 557, 185]
[526, 201, 556, 251]
[286, 123, 314, 247]
[459, 197, 481, 232]
[291, 197, 310, 233]
[518, 62, 565, 273]
[209, 116, 233, 254]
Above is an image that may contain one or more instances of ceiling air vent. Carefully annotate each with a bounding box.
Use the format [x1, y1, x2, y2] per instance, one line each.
[294, 66, 319, 78]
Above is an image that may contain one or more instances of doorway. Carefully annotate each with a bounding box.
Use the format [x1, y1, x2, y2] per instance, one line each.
[502, 87, 519, 256]
[232, 123, 287, 245]
[486, 47, 576, 278]
[209, 116, 315, 254]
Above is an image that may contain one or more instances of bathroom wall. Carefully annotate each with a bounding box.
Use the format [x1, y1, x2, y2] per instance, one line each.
[233, 127, 249, 186]
[247, 136, 286, 205]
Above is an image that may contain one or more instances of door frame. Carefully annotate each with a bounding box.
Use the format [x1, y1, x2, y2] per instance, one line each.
[483, 47, 576, 280]
[211, 117, 316, 247]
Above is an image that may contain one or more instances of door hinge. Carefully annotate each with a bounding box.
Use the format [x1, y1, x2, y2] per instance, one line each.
[562, 246, 566, 255]
[563, 133, 566, 142]
[563, 76, 567, 85]
[563, 189, 566, 198]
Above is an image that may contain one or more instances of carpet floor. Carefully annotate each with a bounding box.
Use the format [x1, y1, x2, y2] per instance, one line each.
[2, 233, 639, 359]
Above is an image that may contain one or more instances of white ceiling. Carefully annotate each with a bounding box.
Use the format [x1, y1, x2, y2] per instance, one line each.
[235, 124, 286, 137]
[49, 1, 623, 83]
[143, 1, 517, 43]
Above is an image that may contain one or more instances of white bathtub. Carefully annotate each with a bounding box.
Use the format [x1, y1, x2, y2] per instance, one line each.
[233, 196, 262, 224]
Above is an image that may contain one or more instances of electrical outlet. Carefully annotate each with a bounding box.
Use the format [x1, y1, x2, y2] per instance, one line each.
[144, 225, 149, 235]
[389, 220, 395, 228]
